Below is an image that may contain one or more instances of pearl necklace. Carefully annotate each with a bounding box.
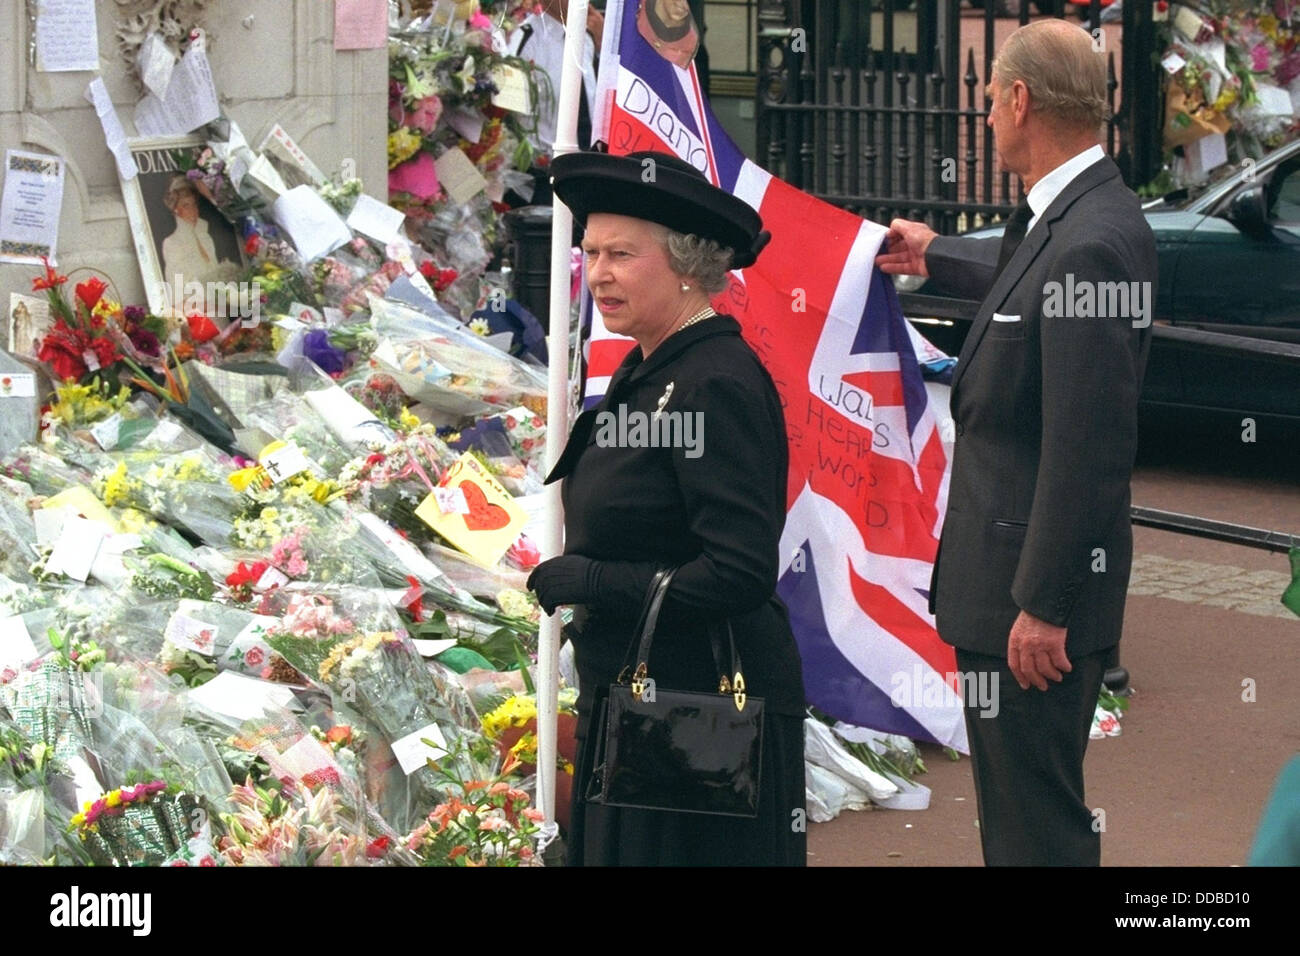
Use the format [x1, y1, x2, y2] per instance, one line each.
[676, 306, 716, 333]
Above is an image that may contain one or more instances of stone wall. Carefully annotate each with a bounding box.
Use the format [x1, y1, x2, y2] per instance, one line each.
[0, 0, 387, 305]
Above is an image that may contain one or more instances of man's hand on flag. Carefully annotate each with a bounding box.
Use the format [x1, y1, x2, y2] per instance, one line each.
[1007, 609, 1072, 691]
[875, 219, 937, 278]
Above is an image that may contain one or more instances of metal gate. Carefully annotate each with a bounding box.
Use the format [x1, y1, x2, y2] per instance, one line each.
[755, 0, 1163, 234]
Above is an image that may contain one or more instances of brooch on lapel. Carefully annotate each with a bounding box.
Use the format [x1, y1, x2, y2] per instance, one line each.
[652, 382, 675, 422]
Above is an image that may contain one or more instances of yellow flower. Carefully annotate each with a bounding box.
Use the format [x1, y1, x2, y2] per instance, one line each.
[388, 128, 423, 169]
[482, 695, 538, 739]
[1212, 87, 1238, 113]
[105, 790, 122, 808]
[228, 466, 268, 492]
[100, 462, 130, 507]
[399, 407, 421, 431]
[1261, 14, 1278, 40]
[92, 299, 122, 322]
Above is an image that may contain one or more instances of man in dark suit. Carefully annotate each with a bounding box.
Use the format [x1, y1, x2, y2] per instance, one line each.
[876, 19, 1156, 865]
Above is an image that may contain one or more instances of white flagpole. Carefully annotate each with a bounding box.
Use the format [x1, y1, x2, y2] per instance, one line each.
[536, 0, 590, 842]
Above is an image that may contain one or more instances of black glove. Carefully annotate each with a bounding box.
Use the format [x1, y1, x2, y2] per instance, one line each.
[527, 555, 602, 616]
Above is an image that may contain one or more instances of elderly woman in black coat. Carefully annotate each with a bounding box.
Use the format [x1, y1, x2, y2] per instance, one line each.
[528, 150, 806, 866]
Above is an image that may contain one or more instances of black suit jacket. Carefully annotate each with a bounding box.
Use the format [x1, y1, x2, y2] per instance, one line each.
[925, 156, 1157, 658]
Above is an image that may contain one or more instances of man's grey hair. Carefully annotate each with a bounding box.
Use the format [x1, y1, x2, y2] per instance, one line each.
[993, 20, 1108, 132]
[658, 226, 734, 294]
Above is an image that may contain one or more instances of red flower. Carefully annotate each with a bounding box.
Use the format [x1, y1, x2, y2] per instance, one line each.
[226, 560, 270, 601]
[31, 256, 67, 291]
[403, 576, 425, 623]
[40, 346, 86, 382]
[366, 836, 390, 859]
[75, 277, 108, 311]
[88, 334, 118, 370]
[419, 260, 437, 280]
[325, 725, 353, 746]
[302, 766, 341, 789]
[245, 235, 261, 256]
[243, 646, 265, 667]
[187, 313, 220, 343]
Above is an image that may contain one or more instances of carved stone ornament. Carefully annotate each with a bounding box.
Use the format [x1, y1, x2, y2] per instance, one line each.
[113, 0, 214, 91]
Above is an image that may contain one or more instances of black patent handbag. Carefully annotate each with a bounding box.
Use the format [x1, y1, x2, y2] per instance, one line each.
[585, 567, 765, 818]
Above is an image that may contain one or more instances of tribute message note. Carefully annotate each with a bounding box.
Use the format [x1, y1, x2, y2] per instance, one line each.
[0, 150, 65, 265]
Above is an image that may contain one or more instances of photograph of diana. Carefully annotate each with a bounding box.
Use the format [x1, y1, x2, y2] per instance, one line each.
[636, 0, 700, 69]
[157, 175, 241, 300]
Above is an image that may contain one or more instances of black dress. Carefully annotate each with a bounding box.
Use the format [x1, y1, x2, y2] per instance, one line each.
[546, 315, 807, 866]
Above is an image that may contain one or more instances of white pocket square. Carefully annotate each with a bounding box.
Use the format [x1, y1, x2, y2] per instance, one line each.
[991, 313, 1022, 323]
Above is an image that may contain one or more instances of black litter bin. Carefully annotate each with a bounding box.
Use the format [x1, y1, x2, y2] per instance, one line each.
[504, 205, 556, 330]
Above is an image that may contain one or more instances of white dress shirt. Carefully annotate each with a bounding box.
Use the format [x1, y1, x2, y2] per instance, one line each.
[1025, 144, 1106, 234]
[508, 12, 598, 154]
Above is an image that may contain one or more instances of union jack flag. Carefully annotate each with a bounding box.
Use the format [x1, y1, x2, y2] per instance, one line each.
[582, 0, 965, 750]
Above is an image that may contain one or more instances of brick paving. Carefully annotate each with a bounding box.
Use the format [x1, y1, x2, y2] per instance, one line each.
[1128, 553, 1295, 620]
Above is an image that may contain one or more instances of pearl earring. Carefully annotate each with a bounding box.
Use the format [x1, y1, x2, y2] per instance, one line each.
[680, 283, 690, 292]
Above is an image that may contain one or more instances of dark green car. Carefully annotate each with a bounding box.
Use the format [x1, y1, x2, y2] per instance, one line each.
[900, 140, 1300, 421]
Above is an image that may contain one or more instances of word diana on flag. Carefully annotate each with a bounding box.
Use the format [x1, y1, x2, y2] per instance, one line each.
[577, 0, 966, 751]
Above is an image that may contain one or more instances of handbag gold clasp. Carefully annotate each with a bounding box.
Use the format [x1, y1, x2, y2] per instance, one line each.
[630, 662, 648, 699]
[733, 672, 746, 712]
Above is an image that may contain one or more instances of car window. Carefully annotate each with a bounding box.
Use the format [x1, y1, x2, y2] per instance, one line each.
[1267, 160, 1300, 223]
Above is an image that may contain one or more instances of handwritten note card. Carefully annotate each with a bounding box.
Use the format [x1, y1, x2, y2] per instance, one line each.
[35, 0, 99, 72]
[433, 148, 488, 205]
[334, 0, 389, 50]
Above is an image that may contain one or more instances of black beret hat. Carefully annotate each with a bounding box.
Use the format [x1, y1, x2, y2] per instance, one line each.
[549, 150, 771, 269]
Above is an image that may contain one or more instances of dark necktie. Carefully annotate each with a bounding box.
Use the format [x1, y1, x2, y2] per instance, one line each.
[993, 200, 1032, 280]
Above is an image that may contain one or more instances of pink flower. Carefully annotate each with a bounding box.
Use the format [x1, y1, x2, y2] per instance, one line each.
[199, 856, 216, 867]
[469, 11, 493, 31]
[477, 815, 507, 832]
[1252, 43, 1272, 71]
[244, 646, 265, 667]
[522, 807, 544, 823]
